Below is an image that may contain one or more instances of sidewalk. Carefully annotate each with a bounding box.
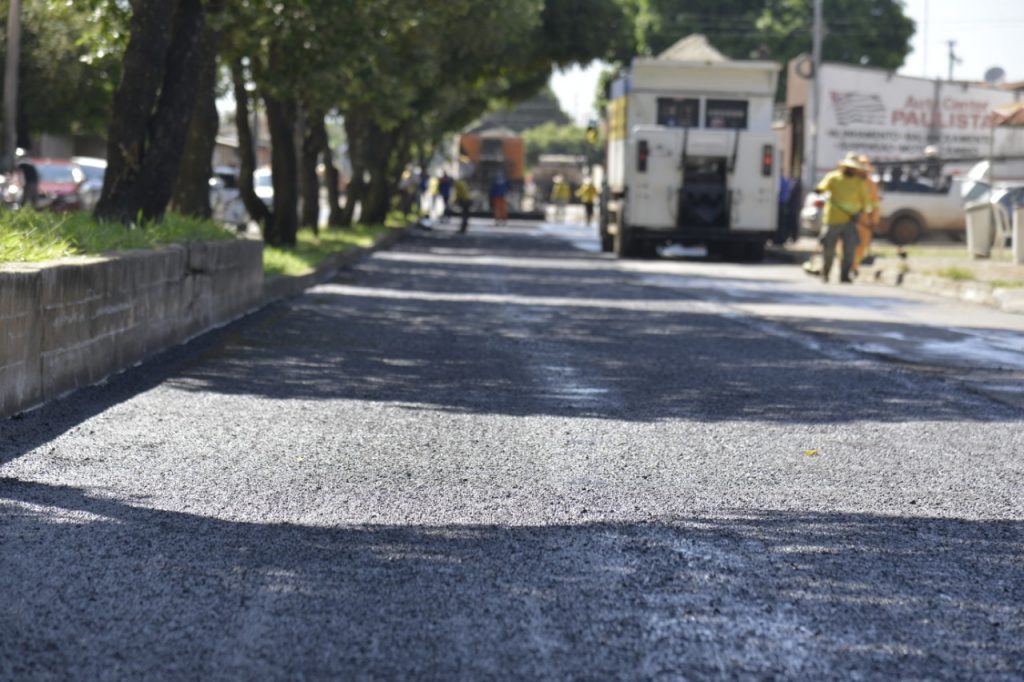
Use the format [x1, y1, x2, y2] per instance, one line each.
[769, 237, 1024, 314]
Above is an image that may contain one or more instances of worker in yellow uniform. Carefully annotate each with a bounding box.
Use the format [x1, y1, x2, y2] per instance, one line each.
[453, 178, 472, 233]
[815, 153, 871, 283]
[575, 177, 599, 225]
[852, 154, 881, 276]
[550, 175, 571, 223]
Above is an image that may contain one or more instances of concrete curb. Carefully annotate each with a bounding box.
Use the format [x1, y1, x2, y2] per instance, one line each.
[1, 239, 264, 419]
[770, 244, 1024, 316]
[1, 227, 408, 420]
[259, 227, 407, 307]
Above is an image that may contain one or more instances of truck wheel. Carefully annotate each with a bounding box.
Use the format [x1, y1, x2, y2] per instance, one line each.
[706, 241, 727, 261]
[599, 193, 612, 251]
[888, 216, 923, 245]
[742, 241, 766, 262]
[614, 227, 638, 258]
[638, 240, 659, 259]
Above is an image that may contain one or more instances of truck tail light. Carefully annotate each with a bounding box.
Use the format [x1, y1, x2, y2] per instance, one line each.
[761, 144, 773, 177]
[637, 140, 648, 173]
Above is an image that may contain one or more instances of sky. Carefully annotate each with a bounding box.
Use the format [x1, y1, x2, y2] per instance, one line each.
[550, 0, 1024, 125]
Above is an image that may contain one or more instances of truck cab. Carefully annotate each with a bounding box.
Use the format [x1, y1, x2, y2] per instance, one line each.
[602, 36, 781, 260]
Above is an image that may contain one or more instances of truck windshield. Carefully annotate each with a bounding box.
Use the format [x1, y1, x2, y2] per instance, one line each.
[657, 98, 699, 128]
[706, 100, 748, 129]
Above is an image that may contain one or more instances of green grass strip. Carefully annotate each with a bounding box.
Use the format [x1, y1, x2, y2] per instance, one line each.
[263, 224, 390, 277]
[0, 209, 233, 264]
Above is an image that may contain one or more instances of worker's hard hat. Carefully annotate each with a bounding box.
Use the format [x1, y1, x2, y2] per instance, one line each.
[838, 152, 865, 172]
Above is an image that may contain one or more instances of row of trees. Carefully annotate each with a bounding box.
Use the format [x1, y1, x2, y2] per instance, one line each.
[89, 0, 635, 245]
[2, 1, 914, 246]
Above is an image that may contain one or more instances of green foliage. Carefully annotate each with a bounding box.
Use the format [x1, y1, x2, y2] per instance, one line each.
[638, 0, 914, 69]
[934, 266, 975, 281]
[0, 0, 128, 138]
[0, 209, 233, 264]
[522, 122, 603, 167]
[262, 224, 390, 277]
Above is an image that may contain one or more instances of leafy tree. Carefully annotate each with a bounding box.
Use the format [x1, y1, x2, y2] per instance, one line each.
[522, 122, 603, 168]
[0, 0, 127, 146]
[638, 0, 914, 68]
[95, 0, 212, 224]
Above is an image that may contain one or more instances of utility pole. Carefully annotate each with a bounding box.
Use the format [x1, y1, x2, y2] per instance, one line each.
[3, 0, 22, 174]
[947, 40, 962, 81]
[922, 0, 929, 76]
[809, 0, 823, 191]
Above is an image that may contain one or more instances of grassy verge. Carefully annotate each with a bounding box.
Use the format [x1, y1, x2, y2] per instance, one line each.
[262, 224, 393, 277]
[931, 266, 975, 281]
[3, 208, 407, 278]
[871, 243, 1016, 262]
[0, 209, 233, 264]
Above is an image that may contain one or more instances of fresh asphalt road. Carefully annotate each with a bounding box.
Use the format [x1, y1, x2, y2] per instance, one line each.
[2, 220, 1022, 680]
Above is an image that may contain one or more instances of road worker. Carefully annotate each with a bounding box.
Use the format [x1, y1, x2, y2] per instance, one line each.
[453, 177, 472, 233]
[815, 152, 871, 283]
[550, 174, 571, 223]
[852, 154, 881, 276]
[576, 177, 599, 225]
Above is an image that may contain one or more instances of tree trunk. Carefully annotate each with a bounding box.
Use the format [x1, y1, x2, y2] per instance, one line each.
[230, 58, 272, 229]
[96, 0, 208, 224]
[320, 117, 344, 227]
[171, 22, 220, 219]
[298, 104, 325, 233]
[263, 92, 298, 246]
[339, 111, 368, 226]
[361, 123, 396, 225]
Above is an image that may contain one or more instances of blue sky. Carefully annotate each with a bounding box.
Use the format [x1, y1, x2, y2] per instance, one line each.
[551, 0, 1024, 125]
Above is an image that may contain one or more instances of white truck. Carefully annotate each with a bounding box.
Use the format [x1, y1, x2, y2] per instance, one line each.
[601, 35, 781, 260]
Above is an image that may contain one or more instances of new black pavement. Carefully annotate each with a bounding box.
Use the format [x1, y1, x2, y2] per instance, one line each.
[2, 223, 1022, 680]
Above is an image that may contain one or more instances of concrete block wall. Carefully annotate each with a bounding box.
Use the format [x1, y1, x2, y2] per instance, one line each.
[1, 239, 263, 419]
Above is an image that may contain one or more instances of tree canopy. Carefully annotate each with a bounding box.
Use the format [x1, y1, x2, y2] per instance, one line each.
[0, 0, 127, 145]
[637, 0, 915, 68]
[1, 0, 918, 240]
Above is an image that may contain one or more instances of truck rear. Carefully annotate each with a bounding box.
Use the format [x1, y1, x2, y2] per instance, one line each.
[602, 37, 781, 260]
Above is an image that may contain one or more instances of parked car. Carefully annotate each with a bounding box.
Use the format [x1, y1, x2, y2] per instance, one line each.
[209, 166, 249, 231]
[800, 174, 968, 245]
[31, 159, 85, 212]
[253, 167, 273, 209]
[72, 156, 107, 211]
[878, 176, 967, 244]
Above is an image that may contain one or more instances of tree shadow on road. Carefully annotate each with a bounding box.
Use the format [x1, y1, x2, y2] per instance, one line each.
[1, 477, 1021, 680]
[157, 230, 1020, 425]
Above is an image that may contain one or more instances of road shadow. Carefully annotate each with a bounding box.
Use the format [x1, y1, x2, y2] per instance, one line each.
[160, 230, 1019, 424]
[3, 228, 1020, 470]
[2, 478, 1021, 679]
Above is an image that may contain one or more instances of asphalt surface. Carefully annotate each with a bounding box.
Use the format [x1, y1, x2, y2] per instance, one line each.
[2, 220, 1023, 680]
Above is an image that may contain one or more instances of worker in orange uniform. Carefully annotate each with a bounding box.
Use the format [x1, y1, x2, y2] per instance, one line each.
[852, 154, 881, 276]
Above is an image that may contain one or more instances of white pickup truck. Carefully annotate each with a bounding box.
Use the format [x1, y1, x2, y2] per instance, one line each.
[800, 175, 966, 244]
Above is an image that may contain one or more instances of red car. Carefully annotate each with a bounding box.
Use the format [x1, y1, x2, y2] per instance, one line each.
[27, 158, 86, 211]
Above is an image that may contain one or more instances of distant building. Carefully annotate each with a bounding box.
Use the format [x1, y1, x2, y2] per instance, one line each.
[474, 88, 571, 133]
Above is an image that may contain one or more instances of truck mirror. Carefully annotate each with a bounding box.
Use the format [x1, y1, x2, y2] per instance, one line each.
[637, 140, 649, 173]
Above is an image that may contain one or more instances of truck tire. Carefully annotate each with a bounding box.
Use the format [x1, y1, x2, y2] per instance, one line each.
[888, 216, 923, 245]
[599, 191, 612, 251]
[614, 226, 638, 258]
[741, 241, 766, 262]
